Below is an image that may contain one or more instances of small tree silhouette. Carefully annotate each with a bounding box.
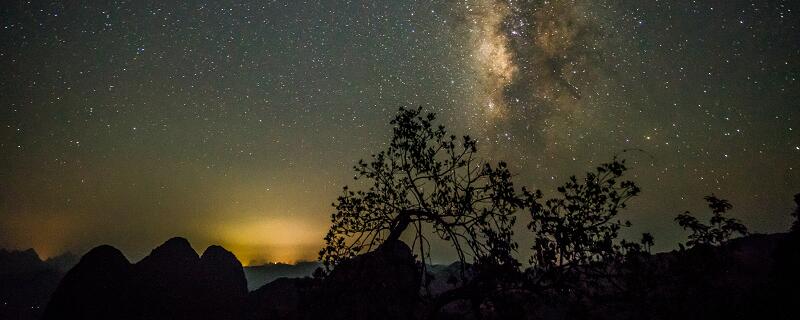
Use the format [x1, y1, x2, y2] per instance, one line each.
[318, 106, 522, 279]
[675, 195, 748, 248]
[525, 159, 642, 292]
[639, 232, 655, 254]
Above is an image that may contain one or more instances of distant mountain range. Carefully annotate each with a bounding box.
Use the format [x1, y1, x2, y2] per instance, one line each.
[243, 261, 319, 291]
[0, 249, 78, 320]
[0, 248, 79, 275]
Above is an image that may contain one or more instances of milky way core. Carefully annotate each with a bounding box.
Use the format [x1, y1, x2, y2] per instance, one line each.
[466, 0, 517, 119]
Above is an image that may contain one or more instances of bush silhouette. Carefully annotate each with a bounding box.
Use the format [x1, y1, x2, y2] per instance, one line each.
[524, 159, 646, 306]
[675, 195, 748, 248]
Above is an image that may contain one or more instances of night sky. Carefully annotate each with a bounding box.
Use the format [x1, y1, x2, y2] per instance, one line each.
[1, 0, 798, 265]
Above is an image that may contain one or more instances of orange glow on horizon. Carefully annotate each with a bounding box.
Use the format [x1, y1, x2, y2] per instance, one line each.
[214, 217, 325, 265]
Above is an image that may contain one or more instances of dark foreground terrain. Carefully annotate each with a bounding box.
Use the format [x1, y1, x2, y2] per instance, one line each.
[2, 232, 798, 320]
[0, 244, 318, 320]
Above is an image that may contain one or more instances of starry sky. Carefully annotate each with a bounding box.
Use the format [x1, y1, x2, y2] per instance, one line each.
[1, 0, 798, 265]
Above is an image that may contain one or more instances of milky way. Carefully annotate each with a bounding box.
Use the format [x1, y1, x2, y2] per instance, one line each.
[459, 1, 611, 132]
[1, 0, 798, 263]
[464, 0, 517, 119]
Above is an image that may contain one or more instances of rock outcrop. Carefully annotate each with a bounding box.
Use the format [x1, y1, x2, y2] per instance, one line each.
[245, 239, 421, 320]
[310, 240, 421, 320]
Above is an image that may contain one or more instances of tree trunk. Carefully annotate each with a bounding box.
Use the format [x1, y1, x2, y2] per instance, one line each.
[386, 212, 411, 243]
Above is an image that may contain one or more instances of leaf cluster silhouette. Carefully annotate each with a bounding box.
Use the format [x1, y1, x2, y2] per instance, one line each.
[675, 195, 748, 248]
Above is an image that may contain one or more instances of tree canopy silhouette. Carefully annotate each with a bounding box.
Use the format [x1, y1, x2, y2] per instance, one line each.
[675, 195, 748, 248]
[524, 160, 643, 292]
[318, 106, 522, 276]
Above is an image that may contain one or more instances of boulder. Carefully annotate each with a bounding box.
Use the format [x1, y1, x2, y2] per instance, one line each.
[311, 240, 421, 320]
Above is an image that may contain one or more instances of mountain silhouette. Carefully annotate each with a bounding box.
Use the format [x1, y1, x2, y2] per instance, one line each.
[0, 248, 46, 274]
[0, 249, 76, 320]
[243, 261, 320, 291]
[198, 245, 249, 319]
[43, 237, 247, 320]
[43, 252, 79, 273]
[129, 237, 203, 319]
[0, 249, 66, 320]
[43, 245, 132, 320]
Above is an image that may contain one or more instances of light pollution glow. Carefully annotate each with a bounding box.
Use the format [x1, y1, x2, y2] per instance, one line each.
[215, 217, 325, 265]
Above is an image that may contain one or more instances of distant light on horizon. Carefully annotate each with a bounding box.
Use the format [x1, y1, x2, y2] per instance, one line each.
[214, 217, 325, 265]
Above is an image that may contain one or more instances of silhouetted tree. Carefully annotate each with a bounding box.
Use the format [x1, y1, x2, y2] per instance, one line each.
[675, 195, 748, 248]
[615, 232, 664, 320]
[639, 232, 655, 254]
[524, 159, 642, 294]
[317, 105, 523, 279]
[317, 107, 528, 318]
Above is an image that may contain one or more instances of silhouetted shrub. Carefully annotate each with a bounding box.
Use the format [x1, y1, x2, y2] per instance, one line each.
[675, 195, 748, 248]
[525, 159, 642, 294]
